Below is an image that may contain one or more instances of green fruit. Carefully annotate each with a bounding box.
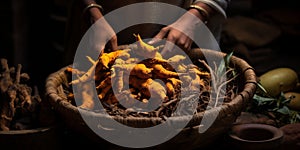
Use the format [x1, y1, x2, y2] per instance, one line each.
[259, 68, 298, 97]
[284, 92, 300, 111]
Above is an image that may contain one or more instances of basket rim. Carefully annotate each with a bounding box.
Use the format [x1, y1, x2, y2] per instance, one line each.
[45, 48, 257, 127]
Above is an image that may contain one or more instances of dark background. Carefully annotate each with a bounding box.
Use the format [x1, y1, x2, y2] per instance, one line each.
[1, 0, 300, 92]
[0, 0, 300, 149]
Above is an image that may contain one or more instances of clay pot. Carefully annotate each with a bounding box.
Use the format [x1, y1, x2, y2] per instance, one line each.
[228, 123, 284, 150]
[279, 123, 300, 149]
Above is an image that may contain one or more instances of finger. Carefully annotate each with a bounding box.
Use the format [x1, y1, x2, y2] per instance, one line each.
[110, 35, 118, 51]
[183, 42, 192, 52]
[148, 37, 161, 45]
[178, 37, 192, 51]
[161, 39, 175, 57]
[185, 39, 193, 50]
[148, 27, 169, 45]
[106, 35, 118, 52]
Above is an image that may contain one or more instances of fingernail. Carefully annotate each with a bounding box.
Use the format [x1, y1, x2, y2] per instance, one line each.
[148, 40, 154, 44]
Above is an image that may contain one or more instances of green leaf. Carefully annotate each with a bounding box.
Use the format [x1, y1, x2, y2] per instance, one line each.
[217, 51, 233, 76]
[282, 98, 291, 105]
[276, 106, 290, 115]
[296, 113, 300, 120]
[256, 82, 268, 95]
[253, 94, 277, 106]
[224, 51, 233, 67]
[253, 94, 276, 102]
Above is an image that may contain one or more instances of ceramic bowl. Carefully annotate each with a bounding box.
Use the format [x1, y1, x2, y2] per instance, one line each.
[228, 123, 284, 150]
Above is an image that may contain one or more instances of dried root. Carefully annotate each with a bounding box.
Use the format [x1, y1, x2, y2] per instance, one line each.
[67, 34, 213, 118]
[133, 33, 159, 58]
[0, 58, 42, 131]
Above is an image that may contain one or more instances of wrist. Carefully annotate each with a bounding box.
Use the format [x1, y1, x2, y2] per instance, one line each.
[83, 3, 104, 14]
[188, 2, 214, 24]
[83, 3, 104, 24]
[188, 8, 207, 23]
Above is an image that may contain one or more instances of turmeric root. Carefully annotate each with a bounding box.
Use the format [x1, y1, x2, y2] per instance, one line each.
[167, 55, 186, 64]
[98, 84, 112, 100]
[133, 34, 159, 58]
[94, 70, 110, 82]
[167, 78, 182, 89]
[165, 82, 175, 98]
[65, 66, 85, 75]
[180, 74, 193, 87]
[79, 82, 96, 110]
[104, 93, 117, 106]
[69, 56, 99, 85]
[115, 90, 139, 108]
[129, 77, 167, 102]
[98, 49, 130, 69]
[187, 64, 211, 78]
[63, 35, 214, 117]
[112, 69, 124, 93]
[189, 71, 206, 92]
[147, 79, 168, 106]
[173, 64, 187, 73]
[113, 63, 152, 79]
[152, 64, 178, 79]
[96, 75, 112, 90]
[125, 58, 140, 64]
[114, 58, 126, 65]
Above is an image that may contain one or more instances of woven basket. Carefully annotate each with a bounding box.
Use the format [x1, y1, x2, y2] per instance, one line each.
[45, 48, 257, 149]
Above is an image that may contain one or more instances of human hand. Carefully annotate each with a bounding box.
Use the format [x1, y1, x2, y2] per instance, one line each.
[86, 6, 118, 54]
[89, 18, 118, 53]
[148, 11, 202, 56]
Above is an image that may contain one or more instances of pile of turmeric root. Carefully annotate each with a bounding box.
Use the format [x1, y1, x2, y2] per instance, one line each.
[65, 34, 236, 118]
[0, 58, 41, 131]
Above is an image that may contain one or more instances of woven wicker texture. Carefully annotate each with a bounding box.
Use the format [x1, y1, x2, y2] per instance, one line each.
[45, 48, 257, 149]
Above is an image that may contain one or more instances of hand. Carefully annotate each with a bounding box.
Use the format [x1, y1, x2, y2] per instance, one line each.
[148, 11, 201, 56]
[89, 18, 118, 54]
[86, 7, 118, 54]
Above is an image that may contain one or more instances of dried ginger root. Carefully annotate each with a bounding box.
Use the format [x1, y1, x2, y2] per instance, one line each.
[0, 58, 42, 131]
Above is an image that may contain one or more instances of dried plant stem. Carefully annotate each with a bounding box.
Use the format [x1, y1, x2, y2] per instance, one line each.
[215, 76, 237, 107]
[156, 98, 179, 117]
[15, 64, 22, 84]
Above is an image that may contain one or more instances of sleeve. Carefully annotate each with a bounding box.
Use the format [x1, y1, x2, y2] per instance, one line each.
[191, 0, 231, 44]
[193, 0, 230, 18]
